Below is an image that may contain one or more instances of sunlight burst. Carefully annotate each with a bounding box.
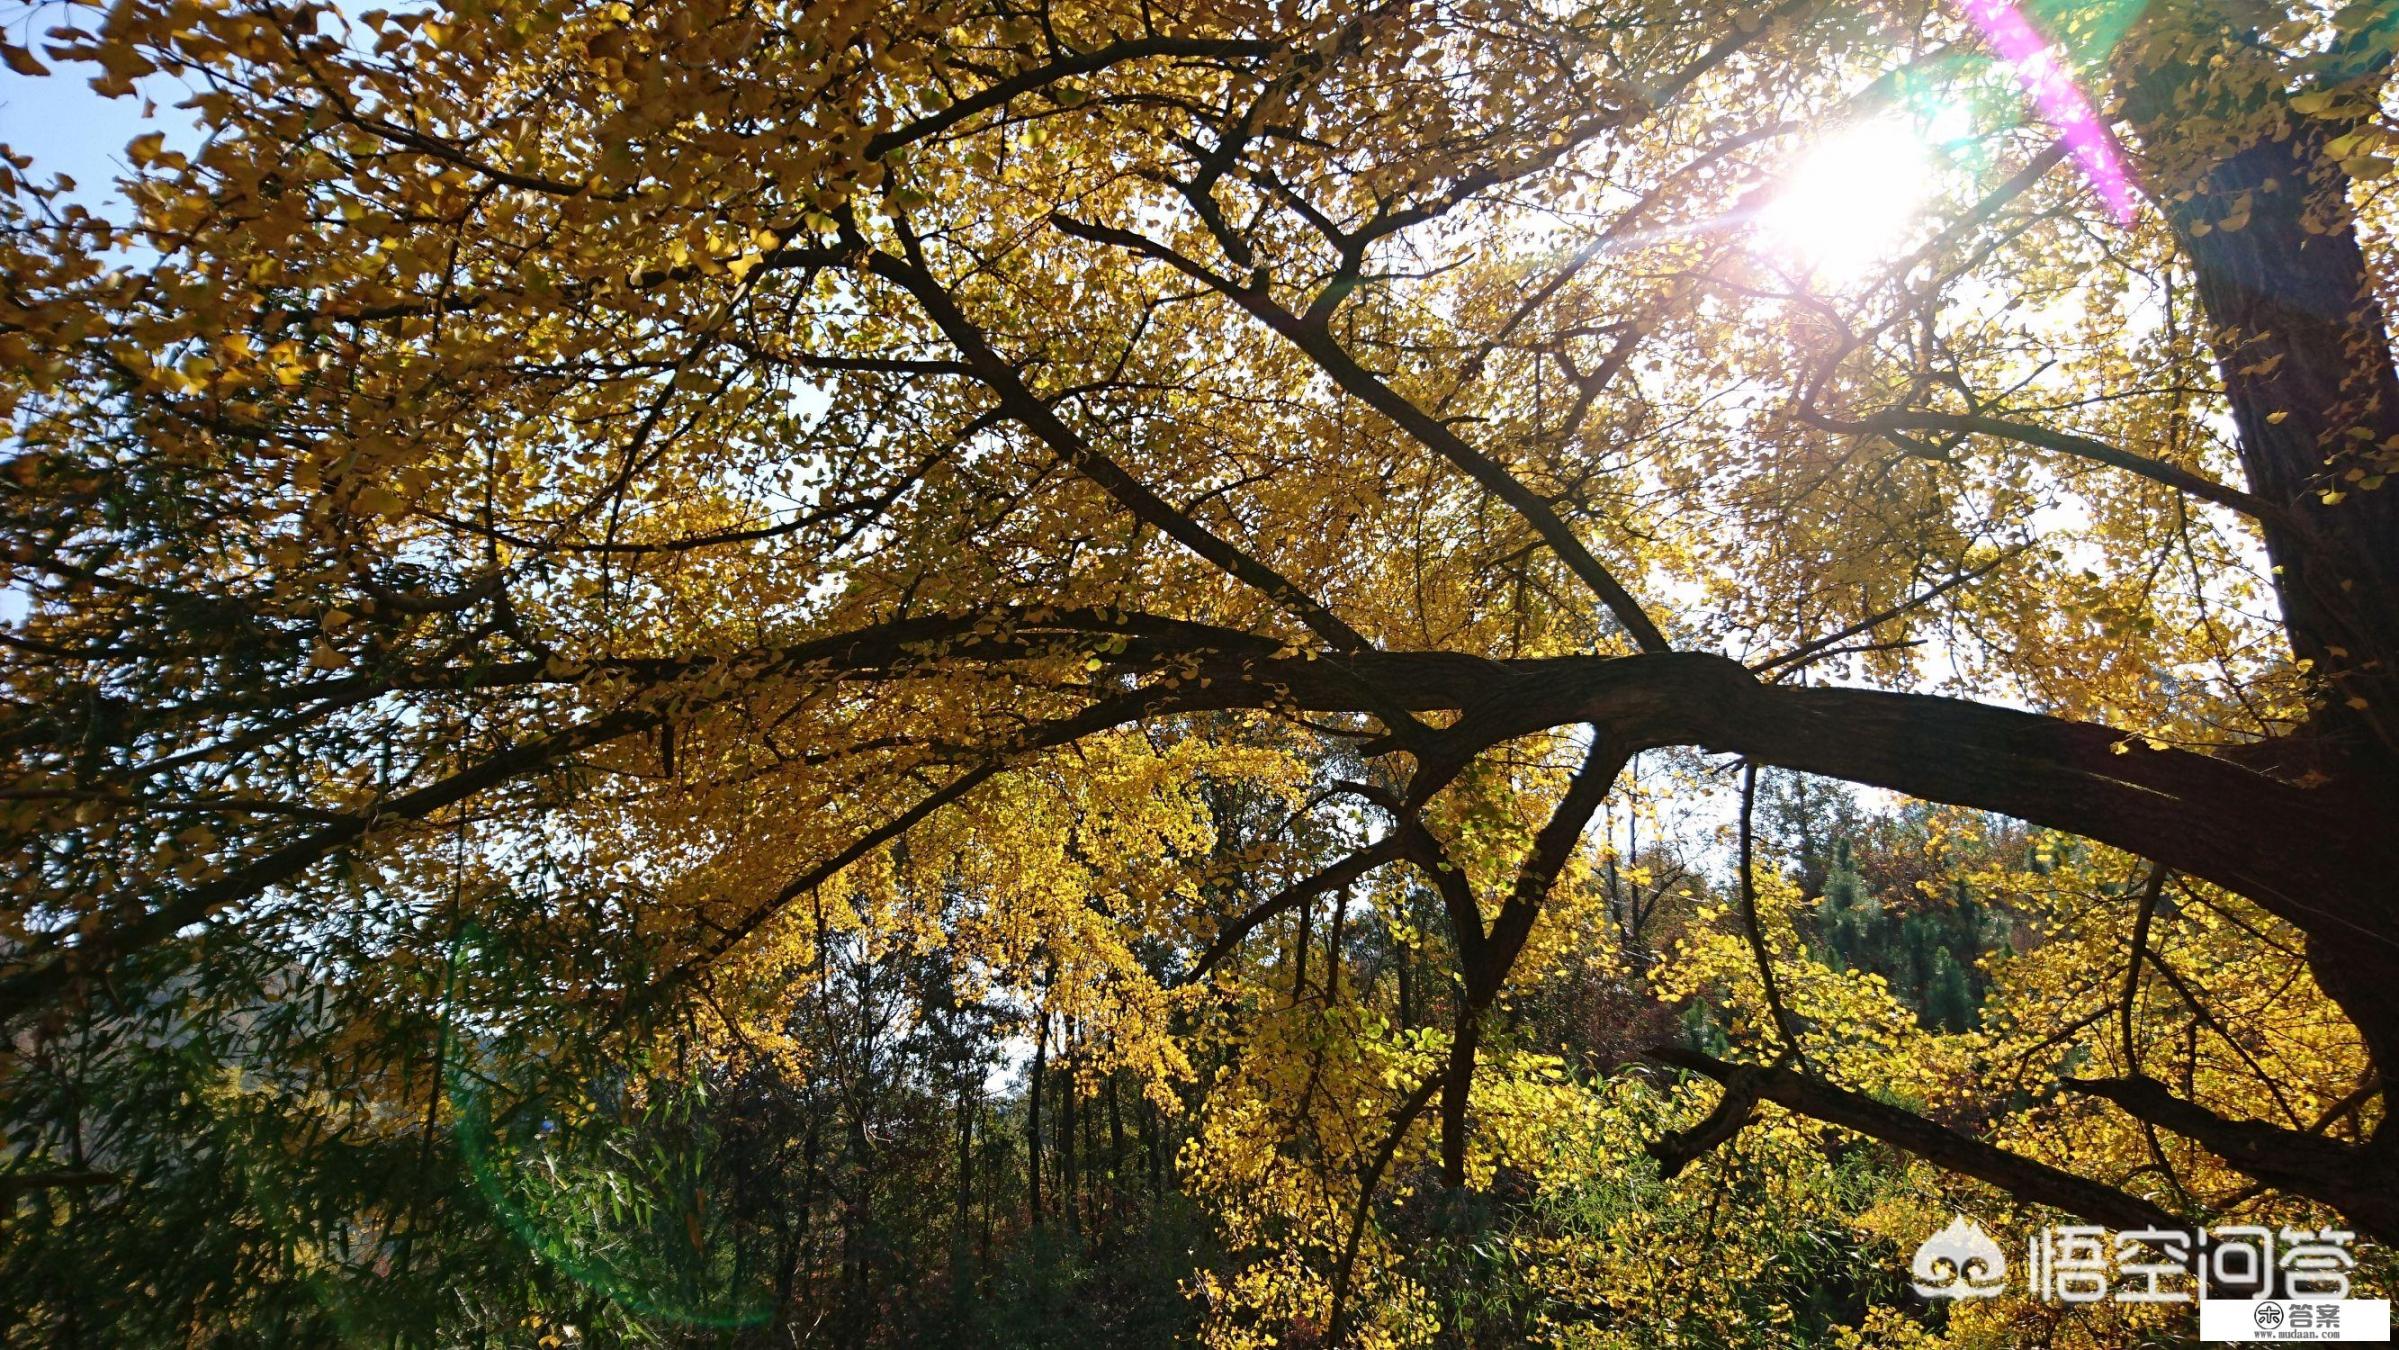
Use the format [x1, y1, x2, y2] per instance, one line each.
[1757, 118, 1935, 281]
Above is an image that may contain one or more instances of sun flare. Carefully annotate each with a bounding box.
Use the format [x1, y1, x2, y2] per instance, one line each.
[1757, 117, 1936, 281]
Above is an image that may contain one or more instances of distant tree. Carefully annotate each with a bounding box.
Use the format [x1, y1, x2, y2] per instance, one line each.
[1924, 948, 1976, 1036]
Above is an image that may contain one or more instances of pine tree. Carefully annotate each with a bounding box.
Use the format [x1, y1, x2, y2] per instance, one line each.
[1924, 948, 1976, 1034]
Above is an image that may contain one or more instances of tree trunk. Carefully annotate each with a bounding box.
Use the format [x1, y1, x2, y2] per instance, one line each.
[1325, 885, 1348, 1003]
[2122, 12, 2399, 1080]
[1293, 886, 1312, 1003]
[1106, 1073, 1127, 1222]
[1027, 1012, 1045, 1226]
[952, 1064, 975, 1308]
[2152, 117, 2399, 765]
[1140, 1096, 1162, 1204]
[1059, 1025, 1080, 1238]
[1439, 1005, 1480, 1188]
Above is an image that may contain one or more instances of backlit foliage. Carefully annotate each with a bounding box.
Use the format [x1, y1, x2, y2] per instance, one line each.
[4, 0, 2398, 1342]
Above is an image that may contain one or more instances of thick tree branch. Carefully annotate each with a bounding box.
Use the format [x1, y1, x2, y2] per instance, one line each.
[1477, 738, 1629, 999]
[1651, 1046, 2192, 1234]
[2063, 1075, 2397, 1238]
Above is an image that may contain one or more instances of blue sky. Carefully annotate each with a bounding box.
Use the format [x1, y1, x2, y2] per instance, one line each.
[1, 26, 189, 627]
[2, 14, 204, 210]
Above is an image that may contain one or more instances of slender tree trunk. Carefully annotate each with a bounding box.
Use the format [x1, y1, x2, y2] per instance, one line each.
[1027, 1012, 1045, 1226]
[1293, 887, 1312, 1002]
[1439, 1004, 1480, 1188]
[1325, 884, 1349, 1003]
[1081, 1077, 1102, 1235]
[952, 1064, 975, 1310]
[1059, 1024, 1081, 1239]
[1105, 1073, 1126, 1222]
[842, 1110, 877, 1347]
[1140, 1097, 1162, 1204]
[780, 1114, 822, 1343]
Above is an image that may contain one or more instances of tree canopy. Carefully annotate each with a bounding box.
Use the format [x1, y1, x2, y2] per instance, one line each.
[3, 0, 2397, 1343]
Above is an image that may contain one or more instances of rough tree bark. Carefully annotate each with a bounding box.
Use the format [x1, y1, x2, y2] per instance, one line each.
[2119, 13, 2399, 1102]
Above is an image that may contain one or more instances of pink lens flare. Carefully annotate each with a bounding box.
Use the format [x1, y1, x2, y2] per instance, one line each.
[1959, 0, 2139, 224]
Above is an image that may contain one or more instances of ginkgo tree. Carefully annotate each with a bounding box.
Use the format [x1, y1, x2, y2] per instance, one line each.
[3, 0, 2397, 1341]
